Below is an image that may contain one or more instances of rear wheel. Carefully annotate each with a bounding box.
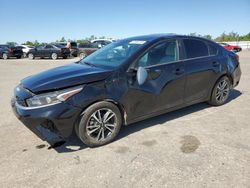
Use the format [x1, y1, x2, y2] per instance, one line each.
[28, 53, 34, 60]
[16, 56, 21, 59]
[208, 76, 231, 106]
[77, 101, 122, 147]
[2, 53, 8, 60]
[63, 56, 68, 59]
[51, 53, 57, 60]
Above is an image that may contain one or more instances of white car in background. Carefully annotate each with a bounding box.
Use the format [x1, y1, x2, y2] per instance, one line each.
[91, 39, 116, 48]
[17, 45, 35, 57]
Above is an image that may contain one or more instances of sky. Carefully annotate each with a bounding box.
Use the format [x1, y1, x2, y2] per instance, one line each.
[0, 0, 249, 44]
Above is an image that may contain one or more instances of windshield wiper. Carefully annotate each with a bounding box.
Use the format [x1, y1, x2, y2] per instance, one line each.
[82, 61, 97, 67]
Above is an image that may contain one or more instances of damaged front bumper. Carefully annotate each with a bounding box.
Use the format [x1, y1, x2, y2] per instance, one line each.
[11, 97, 81, 141]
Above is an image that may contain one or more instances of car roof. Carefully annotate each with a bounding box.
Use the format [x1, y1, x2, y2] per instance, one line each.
[123, 33, 213, 43]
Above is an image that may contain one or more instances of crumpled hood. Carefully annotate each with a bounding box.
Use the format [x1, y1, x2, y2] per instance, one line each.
[21, 63, 113, 93]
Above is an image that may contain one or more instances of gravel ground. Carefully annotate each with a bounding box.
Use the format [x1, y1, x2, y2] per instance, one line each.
[0, 52, 250, 188]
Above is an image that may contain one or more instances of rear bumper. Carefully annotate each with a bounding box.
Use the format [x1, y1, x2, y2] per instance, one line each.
[232, 65, 241, 88]
[11, 98, 81, 141]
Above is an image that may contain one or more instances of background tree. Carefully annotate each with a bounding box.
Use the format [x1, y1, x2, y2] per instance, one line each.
[22, 41, 34, 46]
[6, 42, 17, 46]
[59, 37, 66, 42]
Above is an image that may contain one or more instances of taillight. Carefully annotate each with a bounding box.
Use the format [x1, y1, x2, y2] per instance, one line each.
[236, 54, 239, 62]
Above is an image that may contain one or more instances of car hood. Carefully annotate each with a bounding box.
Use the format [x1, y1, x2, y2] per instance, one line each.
[21, 63, 113, 93]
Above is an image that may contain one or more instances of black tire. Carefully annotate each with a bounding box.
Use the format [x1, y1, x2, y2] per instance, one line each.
[16, 56, 22, 59]
[63, 56, 67, 59]
[77, 101, 122, 147]
[208, 76, 231, 106]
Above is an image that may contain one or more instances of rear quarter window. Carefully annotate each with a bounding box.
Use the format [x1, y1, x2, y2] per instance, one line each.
[183, 39, 209, 59]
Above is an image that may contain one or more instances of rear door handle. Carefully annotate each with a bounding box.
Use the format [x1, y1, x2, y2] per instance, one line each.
[174, 68, 184, 75]
[212, 62, 220, 67]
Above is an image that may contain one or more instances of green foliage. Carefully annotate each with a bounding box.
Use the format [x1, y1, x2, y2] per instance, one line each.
[22, 40, 47, 46]
[16, 32, 250, 47]
[203, 35, 212, 40]
[188, 33, 212, 40]
[22, 41, 34, 46]
[76, 39, 90, 45]
[214, 31, 249, 42]
[59, 37, 66, 42]
[6, 42, 17, 46]
[239, 32, 250, 41]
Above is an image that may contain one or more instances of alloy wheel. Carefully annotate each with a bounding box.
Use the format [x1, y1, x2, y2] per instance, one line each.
[51, 53, 57, 60]
[215, 79, 230, 103]
[28, 53, 34, 60]
[86, 108, 117, 142]
[79, 53, 86, 59]
[3, 53, 8, 60]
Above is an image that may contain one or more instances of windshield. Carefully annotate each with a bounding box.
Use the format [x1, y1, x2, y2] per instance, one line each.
[80, 39, 148, 68]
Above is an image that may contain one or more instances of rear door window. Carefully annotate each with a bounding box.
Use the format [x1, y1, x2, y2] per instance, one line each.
[183, 39, 209, 59]
[208, 43, 218, 55]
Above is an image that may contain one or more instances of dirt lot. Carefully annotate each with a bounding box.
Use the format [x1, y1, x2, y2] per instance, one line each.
[0, 52, 250, 188]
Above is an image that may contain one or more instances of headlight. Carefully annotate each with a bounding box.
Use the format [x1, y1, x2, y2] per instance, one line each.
[26, 86, 83, 108]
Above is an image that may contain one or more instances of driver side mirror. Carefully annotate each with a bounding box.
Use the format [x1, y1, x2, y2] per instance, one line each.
[137, 66, 148, 85]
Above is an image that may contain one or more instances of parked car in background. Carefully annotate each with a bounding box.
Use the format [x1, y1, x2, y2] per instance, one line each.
[11, 34, 241, 147]
[17, 45, 35, 57]
[218, 42, 242, 52]
[55, 42, 79, 57]
[78, 43, 99, 59]
[91, 39, 115, 48]
[27, 44, 70, 60]
[0, 45, 23, 59]
[66, 41, 79, 57]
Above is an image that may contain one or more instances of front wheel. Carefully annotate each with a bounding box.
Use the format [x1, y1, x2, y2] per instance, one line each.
[208, 76, 231, 106]
[77, 101, 122, 147]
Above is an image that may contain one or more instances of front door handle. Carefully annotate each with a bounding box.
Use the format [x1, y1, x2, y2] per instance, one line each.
[174, 68, 184, 75]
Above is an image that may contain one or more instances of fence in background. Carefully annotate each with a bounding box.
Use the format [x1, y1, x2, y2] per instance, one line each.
[222, 41, 250, 50]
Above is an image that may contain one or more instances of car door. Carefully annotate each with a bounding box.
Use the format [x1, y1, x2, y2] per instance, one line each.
[123, 39, 186, 120]
[44, 45, 54, 57]
[182, 39, 220, 103]
[34, 46, 44, 57]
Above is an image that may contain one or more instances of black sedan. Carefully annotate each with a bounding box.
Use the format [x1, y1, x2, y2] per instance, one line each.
[11, 34, 241, 147]
[27, 44, 70, 60]
[0, 45, 23, 59]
